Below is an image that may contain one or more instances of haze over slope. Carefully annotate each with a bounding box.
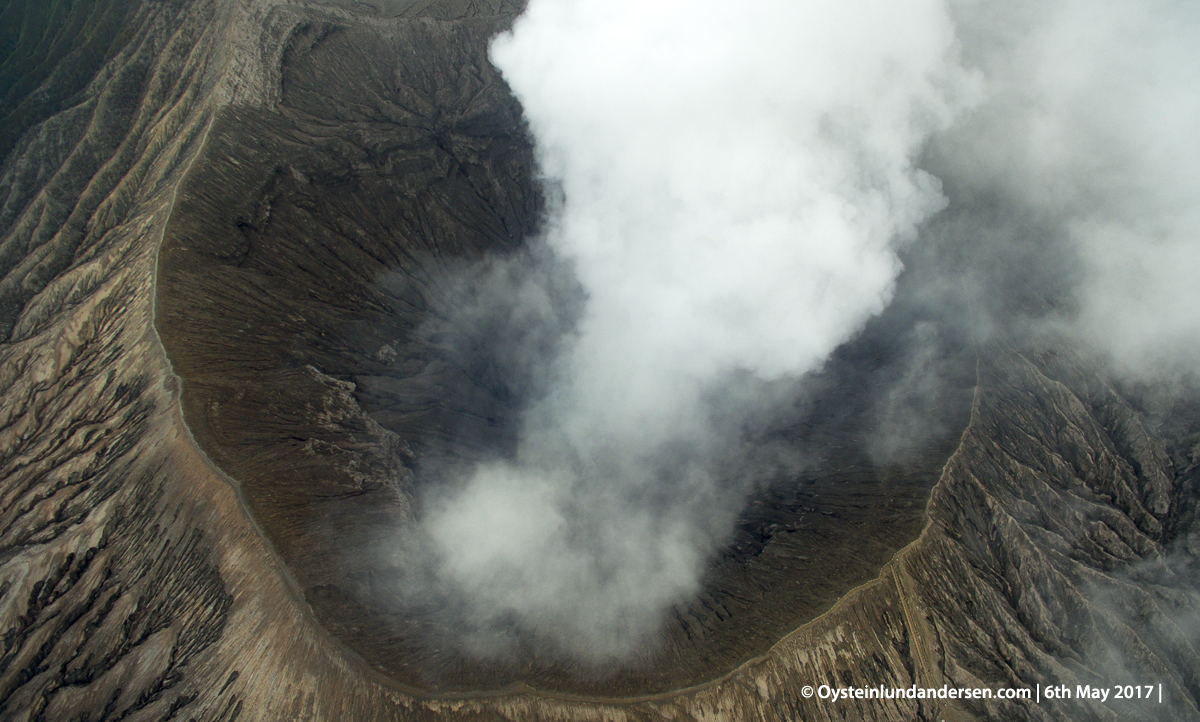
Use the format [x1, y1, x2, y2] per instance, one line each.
[933, 0, 1200, 378]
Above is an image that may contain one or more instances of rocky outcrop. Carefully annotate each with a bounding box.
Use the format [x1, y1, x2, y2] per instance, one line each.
[1, 0, 1197, 719]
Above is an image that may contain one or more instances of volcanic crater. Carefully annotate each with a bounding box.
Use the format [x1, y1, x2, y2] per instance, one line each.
[154, 17, 975, 696]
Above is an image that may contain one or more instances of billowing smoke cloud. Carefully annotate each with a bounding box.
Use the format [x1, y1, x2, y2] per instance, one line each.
[401, 0, 1200, 665]
[415, 0, 975, 661]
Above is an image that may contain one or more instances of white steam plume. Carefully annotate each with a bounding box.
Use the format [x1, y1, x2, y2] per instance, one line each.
[419, 0, 973, 660]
